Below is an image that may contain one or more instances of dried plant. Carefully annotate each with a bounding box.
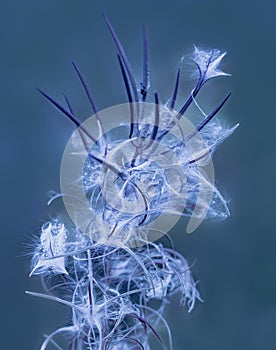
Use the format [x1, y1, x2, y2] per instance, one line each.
[28, 15, 238, 350]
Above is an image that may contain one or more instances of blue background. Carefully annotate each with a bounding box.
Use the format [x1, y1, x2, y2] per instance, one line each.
[1, 0, 275, 349]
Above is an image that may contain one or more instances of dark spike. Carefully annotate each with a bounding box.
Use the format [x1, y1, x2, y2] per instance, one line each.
[170, 67, 180, 109]
[188, 148, 211, 164]
[130, 313, 164, 347]
[117, 54, 135, 138]
[197, 91, 231, 132]
[151, 92, 159, 141]
[59, 110, 127, 179]
[37, 91, 128, 191]
[143, 92, 159, 151]
[157, 76, 203, 141]
[36, 88, 96, 142]
[72, 61, 98, 114]
[187, 91, 231, 141]
[117, 54, 133, 104]
[102, 13, 139, 103]
[86, 152, 126, 181]
[63, 93, 74, 113]
[141, 25, 149, 101]
[178, 77, 203, 116]
[63, 94, 90, 151]
[72, 61, 107, 156]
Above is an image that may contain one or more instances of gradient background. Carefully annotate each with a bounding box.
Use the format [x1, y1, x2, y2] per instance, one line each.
[1, 0, 275, 349]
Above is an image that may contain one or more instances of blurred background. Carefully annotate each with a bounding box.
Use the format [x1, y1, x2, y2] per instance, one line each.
[1, 0, 275, 349]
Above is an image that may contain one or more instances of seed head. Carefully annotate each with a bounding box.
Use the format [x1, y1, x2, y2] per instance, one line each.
[28, 15, 238, 349]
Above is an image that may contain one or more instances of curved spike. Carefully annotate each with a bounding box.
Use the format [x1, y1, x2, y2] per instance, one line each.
[72, 61, 108, 155]
[37, 89, 130, 183]
[71, 61, 98, 114]
[141, 25, 150, 101]
[36, 88, 96, 142]
[187, 91, 231, 141]
[151, 92, 160, 142]
[102, 13, 139, 103]
[157, 76, 205, 141]
[140, 91, 160, 153]
[63, 94, 90, 151]
[117, 54, 135, 139]
[197, 91, 231, 132]
[129, 313, 164, 347]
[117, 54, 133, 104]
[178, 77, 203, 116]
[63, 93, 74, 113]
[170, 67, 180, 109]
